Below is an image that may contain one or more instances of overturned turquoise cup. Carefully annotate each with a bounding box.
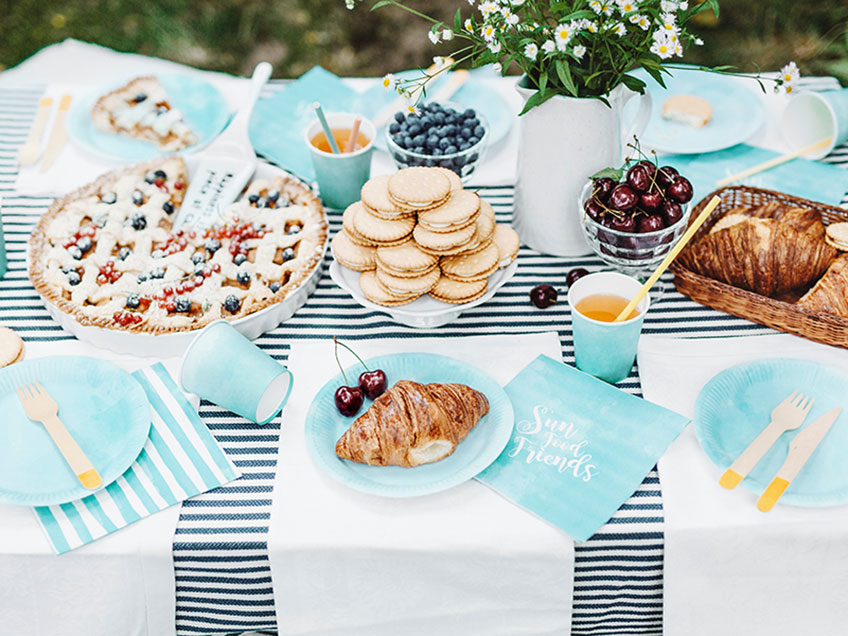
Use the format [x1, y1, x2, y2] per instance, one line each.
[180, 321, 293, 425]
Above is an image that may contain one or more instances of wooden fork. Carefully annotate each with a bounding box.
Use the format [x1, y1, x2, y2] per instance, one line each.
[16, 381, 102, 490]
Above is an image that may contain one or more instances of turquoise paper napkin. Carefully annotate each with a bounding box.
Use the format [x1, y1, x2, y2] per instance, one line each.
[34, 363, 239, 554]
[477, 354, 689, 542]
[660, 144, 848, 206]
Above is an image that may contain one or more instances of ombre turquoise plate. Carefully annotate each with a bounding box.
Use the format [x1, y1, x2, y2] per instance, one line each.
[67, 74, 231, 162]
[694, 359, 848, 506]
[305, 353, 514, 498]
[0, 356, 151, 506]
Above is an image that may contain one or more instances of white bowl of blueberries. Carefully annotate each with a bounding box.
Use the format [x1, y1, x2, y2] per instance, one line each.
[386, 101, 488, 181]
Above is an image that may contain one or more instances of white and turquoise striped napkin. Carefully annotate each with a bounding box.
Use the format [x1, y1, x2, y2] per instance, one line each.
[33, 363, 240, 554]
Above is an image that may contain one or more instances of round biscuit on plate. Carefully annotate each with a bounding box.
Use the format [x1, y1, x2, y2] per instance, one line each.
[417, 190, 480, 233]
[331, 231, 377, 271]
[350, 201, 415, 245]
[453, 202, 497, 255]
[388, 167, 451, 209]
[376, 241, 438, 277]
[431, 166, 463, 192]
[826, 223, 848, 250]
[413, 222, 476, 255]
[376, 266, 440, 296]
[0, 327, 24, 368]
[441, 242, 500, 282]
[492, 224, 520, 268]
[360, 175, 413, 219]
[359, 270, 420, 306]
[342, 203, 378, 246]
[429, 277, 488, 304]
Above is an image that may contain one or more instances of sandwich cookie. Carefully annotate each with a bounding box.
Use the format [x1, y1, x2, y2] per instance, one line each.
[413, 221, 476, 256]
[360, 175, 414, 220]
[440, 242, 499, 283]
[454, 200, 496, 255]
[376, 266, 440, 296]
[417, 190, 480, 233]
[429, 276, 488, 304]
[342, 203, 378, 246]
[431, 166, 463, 192]
[350, 201, 415, 246]
[826, 222, 848, 251]
[388, 167, 451, 210]
[359, 269, 419, 306]
[492, 224, 520, 268]
[376, 241, 439, 278]
[0, 327, 24, 368]
[331, 231, 377, 271]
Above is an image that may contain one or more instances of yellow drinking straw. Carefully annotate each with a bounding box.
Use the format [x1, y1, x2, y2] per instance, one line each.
[614, 195, 722, 322]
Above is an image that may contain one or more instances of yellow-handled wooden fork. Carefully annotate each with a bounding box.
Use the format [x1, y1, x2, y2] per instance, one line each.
[16, 381, 102, 490]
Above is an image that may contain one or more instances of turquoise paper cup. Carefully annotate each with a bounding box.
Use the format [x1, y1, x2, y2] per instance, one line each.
[781, 89, 848, 159]
[180, 321, 293, 425]
[568, 272, 650, 384]
[305, 113, 375, 210]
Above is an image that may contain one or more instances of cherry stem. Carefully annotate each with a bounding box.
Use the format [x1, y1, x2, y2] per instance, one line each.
[334, 338, 370, 372]
[333, 337, 350, 386]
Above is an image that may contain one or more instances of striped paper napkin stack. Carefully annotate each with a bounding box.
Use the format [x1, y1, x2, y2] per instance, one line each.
[34, 363, 240, 554]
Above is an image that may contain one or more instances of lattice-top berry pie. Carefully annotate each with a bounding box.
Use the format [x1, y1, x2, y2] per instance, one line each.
[92, 76, 198, 151]
[29, 157, 327, 334]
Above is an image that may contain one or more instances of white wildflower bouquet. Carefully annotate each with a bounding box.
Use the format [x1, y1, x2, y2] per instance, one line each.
[347, 0, 798, 114]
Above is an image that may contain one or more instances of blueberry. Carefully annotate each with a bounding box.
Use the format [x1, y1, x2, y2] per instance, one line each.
[237, 270, 250, 285]
[469, 152, 479, 162]
[266, 190, 280, 202]
[474, 125, 485, 138]
[432, 148, 444, 156]
[459, 142, 471, 151]
[150, 266, 165, 279]
[389, 122, 400, 134]
[460, 127, 472, 140]
[394, 112, 405, 124]
[463, 108, 476, 119]
[248, 193, 259, 204]
[392, 134, 405, 149]
[175, 297, 191, 313]
[162, 201, 175, 215]
[281, 247, 295, 261]
[194, 261, 206, 275]
[101, 192, 117, 204]
[419, 115, 433, 128]
[133, 93, 147, 103]
[439, 158, 454, 169]
[204, 238, 221, 254]
[403, 135, 413, 149]
[67, 271, 81, 285]
[156, 105, 168, 115]
[132, 190, 144, 206]
[445, 145, 458, 155]
[191, 252, 206, 265]
[412, 134, 426, 147]
[61, 265, 74, 274]
[453, 155, 466, 167]
[68, 246, 82, 260]
[118, 246, 132, 261]
[413, 146, 425, 155]
[426, 136, 439, 150]
[154, 169, 167, 180]
[444, 124, 457, 136]
[131, 213, 147, 230]
[137, 272, 149, 283]
[223, 294, 241, 313]
[93, 214, 108, 228]
[256, 197, 267, 208]
[269, 282, 281, 293]
[151, 249, 165, 259]
[425, 158, 437, 167]
[468, 136, 479, 146]
[126, 293, 140, 309]
[233, 253, 247, 266]
[434, 112, 445, 125]
[76, 236, 92, 253]
[144, 171, 156, 184]
[438, 137, 451, 150]
[408, 124, 421, 136]
[287, 224, 302, 235]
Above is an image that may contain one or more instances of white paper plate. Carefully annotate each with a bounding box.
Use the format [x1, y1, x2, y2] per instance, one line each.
[33, 158, 327, 357]
[330, 260, 518, 328]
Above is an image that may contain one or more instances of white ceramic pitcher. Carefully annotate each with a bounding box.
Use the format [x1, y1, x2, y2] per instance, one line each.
[513, 78, 652, 256]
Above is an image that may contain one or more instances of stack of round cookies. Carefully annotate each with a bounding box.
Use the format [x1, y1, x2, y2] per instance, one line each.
[331, 166, 519, 306]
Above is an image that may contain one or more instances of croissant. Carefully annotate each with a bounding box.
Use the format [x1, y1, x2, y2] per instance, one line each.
[797, 254, 848, 318]
[679, 203, 836, 297]
[335, 380, 489, 467]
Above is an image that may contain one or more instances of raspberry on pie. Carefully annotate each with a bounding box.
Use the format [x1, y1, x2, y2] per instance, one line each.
[29, 157, 328, 334]
[92, 76, 199, 151]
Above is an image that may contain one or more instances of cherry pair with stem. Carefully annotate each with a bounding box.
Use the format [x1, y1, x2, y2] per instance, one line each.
[333, 337, 388, 416]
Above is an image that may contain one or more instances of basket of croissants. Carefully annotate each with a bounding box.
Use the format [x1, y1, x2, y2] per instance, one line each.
[672, 185, 848, 349]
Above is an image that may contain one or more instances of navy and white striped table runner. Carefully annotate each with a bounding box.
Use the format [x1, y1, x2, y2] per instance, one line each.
[1, 76, 845, 636]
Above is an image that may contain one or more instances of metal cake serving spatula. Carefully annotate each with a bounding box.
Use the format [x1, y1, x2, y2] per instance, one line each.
[173, 61, 272, 231]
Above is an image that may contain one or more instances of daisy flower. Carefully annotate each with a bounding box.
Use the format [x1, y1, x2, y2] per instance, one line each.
[613, 22, 627, 37]
[479, 0, 499, 18]
[481, 23, 496, 41]
[590, 0, 614, 16]
[650, 32, 674, 59]
[428, 30, 440, 44]
[573, 45, 587, 59]
[441, 29, 453, 41]
[779, 61, 800, 94]
[382, 73, 395, 90]
[501, 7, 520, 26]
[464, 18, 474, 32]
[617, 0, 638, 14]
[554, 21, 580, 51]
[680, 1, 689, 8]
[660, 0, 677, 10]
[492, 62, 503, 73]
[524, 42, 539, 61]
[629, 14, 650, 30]
[659, 13, 679, 35]
[541, 39, 556, 54]
[582, 19, 599, 34]
[488, 40, 502, 54]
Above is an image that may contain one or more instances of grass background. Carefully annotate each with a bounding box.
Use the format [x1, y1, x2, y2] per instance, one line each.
[0, 0, 846, 84]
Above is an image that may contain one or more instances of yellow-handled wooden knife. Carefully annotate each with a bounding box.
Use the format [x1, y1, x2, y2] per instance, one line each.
[757, 408, 842, 512]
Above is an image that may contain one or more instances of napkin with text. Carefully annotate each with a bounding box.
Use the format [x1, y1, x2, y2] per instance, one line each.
[34, 363, 239, 554]
[477, 354, 689, 542]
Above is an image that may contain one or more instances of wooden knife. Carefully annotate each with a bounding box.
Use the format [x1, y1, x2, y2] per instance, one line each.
[39, 95, 72, 173]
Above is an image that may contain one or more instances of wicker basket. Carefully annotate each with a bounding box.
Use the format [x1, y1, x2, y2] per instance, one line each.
[671, 185, 848, 349]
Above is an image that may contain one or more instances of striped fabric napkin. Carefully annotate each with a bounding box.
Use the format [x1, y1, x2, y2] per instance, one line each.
[33, 363, 239, 554]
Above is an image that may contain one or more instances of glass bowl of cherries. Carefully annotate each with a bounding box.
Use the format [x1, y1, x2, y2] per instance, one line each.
[579, 160, 694, 278]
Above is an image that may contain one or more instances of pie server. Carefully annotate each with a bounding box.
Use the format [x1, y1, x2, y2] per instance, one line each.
[757, 407, 842, 511]
[173, 62, 272, 231]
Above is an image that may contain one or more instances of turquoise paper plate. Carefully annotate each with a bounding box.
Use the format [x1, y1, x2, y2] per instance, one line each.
[694, 359, 848, 506]
[67, 74, 231, 162]
[0, 356, 152, 506]
[622, 66, 763, 154]
[305, 353, 514, 498]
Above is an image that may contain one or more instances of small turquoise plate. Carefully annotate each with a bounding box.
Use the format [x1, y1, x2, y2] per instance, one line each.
[0, 356, 152, 506]
[694, 359, 848, 506]
[622, 66, 763, 154]
[305, 353, 514, 498]
[67, 74, 231, 162]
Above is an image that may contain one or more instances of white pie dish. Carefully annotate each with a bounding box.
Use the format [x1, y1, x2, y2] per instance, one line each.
[32, 157, 327, 357]
[329, 260, 518, 329]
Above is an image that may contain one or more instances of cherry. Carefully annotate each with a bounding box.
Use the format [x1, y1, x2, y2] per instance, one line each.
[636, 160, 657, 180]
[637, 214, 665, 233]
[626, 164, 651, 193]
[608, 184, 638, 212]
[668, 177, 694, 204]
[609, 213, 637, 233]
[530, 284, 557, 308]
[655, 166, 679, 190]
[640, 190, 663, 212]
[584, 197, 606, 222]
[359, 370, 387, 400]
[334, 386, 364, 417]
[592, 177, 616, 202]
[661, 200, 684, 226]
[566, 268, 589, 288]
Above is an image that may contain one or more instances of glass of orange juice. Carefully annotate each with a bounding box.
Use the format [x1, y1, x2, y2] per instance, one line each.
[567, 272, 650, 383]
[304, 112, 375, 209]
